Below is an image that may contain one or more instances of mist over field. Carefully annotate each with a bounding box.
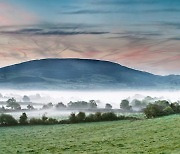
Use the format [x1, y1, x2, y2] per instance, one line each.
[0, 89, 179, 119]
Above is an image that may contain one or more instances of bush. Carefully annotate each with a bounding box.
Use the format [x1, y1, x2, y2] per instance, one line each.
[0, 114, 18, 126]
[163, 106, 174, 115]
[143, 104, 164, 118]
[46, 118, 58, 125]
[76, 112, 86, 122]
[85, 114, 95, 122]
[155, 100, 170, 109]
[19, 113, 28, 125]
[143, 101, 179, 118]
[29, 118, 43, 125]
[94, 112, 102, 121]
[170, 103, 180, 113]
[101, 112, 118, 121]
[69, 113, 77, 123]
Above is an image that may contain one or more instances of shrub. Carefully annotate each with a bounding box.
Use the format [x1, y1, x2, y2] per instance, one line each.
[19, 113, 28, 125]
[85, 114, 95, 122]
[29, 118, 43, 125]
[42, 114, 48, 122]
[163, 106, 174, 115]
[94, 112, 102, 121]
[46, 118, 58, 125]
[155, 100, 170, 109]
[143, 104, 164, 118]
[0, 114, 18, 126]
[170, 103, 180, 113]
[69, 113, 77, 123]
[101, 112, 118, 121]
[76, 112, 86, 122]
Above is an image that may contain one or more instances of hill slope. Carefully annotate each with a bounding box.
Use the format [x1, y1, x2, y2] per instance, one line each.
[0, 58, 179, 90]
[0, 115, 179, 153]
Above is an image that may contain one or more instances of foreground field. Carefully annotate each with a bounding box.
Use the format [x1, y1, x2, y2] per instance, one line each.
[0, 115, 179, 154]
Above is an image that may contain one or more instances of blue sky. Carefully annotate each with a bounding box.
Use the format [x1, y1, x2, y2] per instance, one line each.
[0, 0, 180, 75]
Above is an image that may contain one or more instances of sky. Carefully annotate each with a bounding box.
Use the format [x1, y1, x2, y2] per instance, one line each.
[0, 0, 180, 75]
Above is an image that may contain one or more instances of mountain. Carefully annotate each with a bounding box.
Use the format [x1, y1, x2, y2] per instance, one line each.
[0, 58, 179, 90]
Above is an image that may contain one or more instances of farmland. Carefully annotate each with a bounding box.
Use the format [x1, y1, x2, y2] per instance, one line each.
[0, 115, 179, 154]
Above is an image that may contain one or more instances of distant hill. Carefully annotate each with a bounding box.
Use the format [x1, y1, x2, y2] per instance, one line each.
[0, 58, 179, 90]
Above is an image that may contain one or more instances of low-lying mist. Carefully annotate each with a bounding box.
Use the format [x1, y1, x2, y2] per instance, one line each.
[0, 89, 179, 119]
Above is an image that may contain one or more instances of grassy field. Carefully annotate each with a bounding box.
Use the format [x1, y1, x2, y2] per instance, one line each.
[0, 115, 179, 154]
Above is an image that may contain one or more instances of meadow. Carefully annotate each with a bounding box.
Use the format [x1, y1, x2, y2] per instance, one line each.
[0, 115, 179, 154]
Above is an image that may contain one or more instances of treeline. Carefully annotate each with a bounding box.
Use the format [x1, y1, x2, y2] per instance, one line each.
[0, 112, 138, 127]
[144, 100, 180, 118]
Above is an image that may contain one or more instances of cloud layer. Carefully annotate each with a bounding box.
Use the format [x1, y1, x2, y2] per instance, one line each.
[0, 0, 180, 75]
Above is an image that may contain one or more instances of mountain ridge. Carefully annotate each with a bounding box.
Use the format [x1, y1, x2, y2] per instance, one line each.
[0, 58, 179, 90]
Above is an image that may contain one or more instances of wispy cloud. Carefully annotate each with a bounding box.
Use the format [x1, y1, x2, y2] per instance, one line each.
[0, 24, 109, 36]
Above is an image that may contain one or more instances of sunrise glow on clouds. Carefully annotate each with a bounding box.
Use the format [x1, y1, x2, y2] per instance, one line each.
[0, 0, 180, 75]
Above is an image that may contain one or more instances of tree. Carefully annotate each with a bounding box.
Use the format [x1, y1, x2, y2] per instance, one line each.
[0, 106, 5, 112]
[163, 106, 174, 115]
[0, 114, 18, 126]
[27, 105, 34, 110]
[22, 95, 30, 102]
[6, 98, 21, 110]
[101, 112, 118, 121]
[42, 102, 53, 109]
[89, 100, 97, 109]
[55, 102, 66, 109]
[120, 100, 132, 111]
[94, 112, 102, 121]
[76, 112, 86, 122]
[105, 103, 112, 109]
[143, 104, 164, 118]
[155, 100, 170, 109]
[41, 114, 48, 124]
[19, 113, 28, 125]
[69, 113, 77, 123]
[170, 103, 180, 113]
[68, 101, 88, 109]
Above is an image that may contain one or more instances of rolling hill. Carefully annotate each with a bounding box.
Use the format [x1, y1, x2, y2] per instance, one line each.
[0, 58, 179, 90]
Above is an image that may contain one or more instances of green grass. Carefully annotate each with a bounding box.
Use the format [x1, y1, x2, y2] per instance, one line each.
[0, 115, 179, 154]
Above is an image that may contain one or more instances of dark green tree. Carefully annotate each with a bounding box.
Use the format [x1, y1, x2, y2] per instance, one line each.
[0, 114, 18, 126]
[69, 113, 77, 123]
[76, 112, 86, 122]
[19, 113, 28, 125]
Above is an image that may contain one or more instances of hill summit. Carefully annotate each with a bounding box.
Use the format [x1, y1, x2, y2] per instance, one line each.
[0, 58, 179, 90]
